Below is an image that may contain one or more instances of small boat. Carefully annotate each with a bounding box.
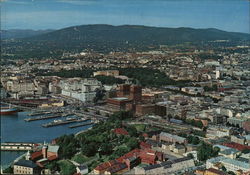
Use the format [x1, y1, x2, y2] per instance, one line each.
[1, 105, 18, 115]
[53, 119, 62, 123]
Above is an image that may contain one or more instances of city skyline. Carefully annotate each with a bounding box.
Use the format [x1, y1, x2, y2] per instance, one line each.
[1, 0, 249, 33]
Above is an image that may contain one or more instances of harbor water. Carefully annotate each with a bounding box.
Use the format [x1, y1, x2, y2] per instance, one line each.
[1, 111, 93, 169]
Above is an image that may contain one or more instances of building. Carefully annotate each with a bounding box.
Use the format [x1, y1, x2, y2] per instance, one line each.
[94, 148, 164, 174]
[135, 104, 155, 116]
[107, 97, 132, 111]
[231, 135, 246, 145]
[227, 117, 248, 128]
[134, 157, 195, 174]
[60, 78, 102, 102]
[76, 164, 88, 175]
[93, 70, 119, 77]
[206, 126, 232, 138]
[218, 148, 240, 159]
[206, 156, 250, 174]
[159, 132, 187, 144]
[243, 121, 250, 132]
[13, 159, 40, 174]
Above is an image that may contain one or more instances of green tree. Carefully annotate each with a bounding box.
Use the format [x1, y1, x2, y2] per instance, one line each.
[99, 143, 113, 155]
[126, 137, 139, 150]
[81, 142, 98, 157]
[45, 160, 59, 172]
[197, 142, 217, 161]
[59, 161, 76, 175]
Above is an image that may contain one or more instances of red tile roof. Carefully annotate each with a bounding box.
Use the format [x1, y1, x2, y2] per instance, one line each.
[95, 160, 118, 171]
[31, 151, 43, 160]
[95, 148, 162, 172]
[113, 128, 129, 135]
[140, 142, 152, 149]
[223, 142, 250, 151]
[207, 168, 228, 175]
[47, 155, 58, 161]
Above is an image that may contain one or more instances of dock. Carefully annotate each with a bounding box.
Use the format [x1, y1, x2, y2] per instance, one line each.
[69, 121, 94, 128]
[1, 142, 38, 151]
[42, 118, 88, 128]
[24, 114, 63, 122]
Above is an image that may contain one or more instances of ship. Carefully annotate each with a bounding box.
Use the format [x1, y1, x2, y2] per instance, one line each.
[0, 105, 18, 115]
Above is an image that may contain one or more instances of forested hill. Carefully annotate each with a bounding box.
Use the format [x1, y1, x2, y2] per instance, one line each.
[2, 25, 250, 59]
[29, 24, 250, 44]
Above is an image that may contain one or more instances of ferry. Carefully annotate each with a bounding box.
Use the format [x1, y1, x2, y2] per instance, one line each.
[0, 105, 18, 115]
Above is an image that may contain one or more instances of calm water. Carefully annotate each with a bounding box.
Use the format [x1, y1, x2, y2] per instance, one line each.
[1, 111, 92, 169]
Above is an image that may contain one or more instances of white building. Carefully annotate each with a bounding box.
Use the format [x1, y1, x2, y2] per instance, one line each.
[60, 78, 102, 102]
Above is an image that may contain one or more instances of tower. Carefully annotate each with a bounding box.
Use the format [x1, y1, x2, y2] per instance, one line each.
[25, 150, 31, 160]
[42, 141, 48, 158]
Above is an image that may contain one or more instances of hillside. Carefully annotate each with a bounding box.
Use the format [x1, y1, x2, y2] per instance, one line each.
[2, 25, 250, 59]
[1, 29, 54, 39]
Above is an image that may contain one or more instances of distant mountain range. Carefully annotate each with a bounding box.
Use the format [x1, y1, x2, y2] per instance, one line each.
[1, 29, 54, 39]
[2, 25, 250, 59]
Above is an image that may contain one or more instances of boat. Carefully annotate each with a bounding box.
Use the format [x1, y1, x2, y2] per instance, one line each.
[0, 105, 18, 115]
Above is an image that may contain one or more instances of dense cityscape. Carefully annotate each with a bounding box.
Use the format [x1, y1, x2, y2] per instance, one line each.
[1, 40, 250, 175]
[1, 0, 250, 175]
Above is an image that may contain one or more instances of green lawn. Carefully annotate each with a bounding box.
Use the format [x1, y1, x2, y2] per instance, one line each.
[132, 124, 146, 132]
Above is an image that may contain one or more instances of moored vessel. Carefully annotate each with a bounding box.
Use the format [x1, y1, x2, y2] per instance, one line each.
[0, 105, 18, 115]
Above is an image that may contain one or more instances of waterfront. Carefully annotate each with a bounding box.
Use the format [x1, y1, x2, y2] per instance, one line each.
[1, 111, 93, 169]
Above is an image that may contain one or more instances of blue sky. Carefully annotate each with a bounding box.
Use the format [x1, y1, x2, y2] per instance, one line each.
[1, 0, 249, 33]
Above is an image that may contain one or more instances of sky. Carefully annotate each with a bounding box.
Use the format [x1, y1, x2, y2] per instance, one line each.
[1, 0, 249, 33]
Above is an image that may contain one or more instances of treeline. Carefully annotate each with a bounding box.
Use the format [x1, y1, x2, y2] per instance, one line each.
[37, 67, 188, 87]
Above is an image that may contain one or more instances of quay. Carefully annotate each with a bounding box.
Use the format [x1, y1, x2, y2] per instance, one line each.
[28, 111, 51, 116]
[24, 114, 63, 122]
[69, 121, 94, 128]
[1, 142, 38, 151]
[42, 118, 88, 128]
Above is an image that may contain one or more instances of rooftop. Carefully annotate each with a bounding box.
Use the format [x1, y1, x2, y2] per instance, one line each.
[14, 159, 38, 168]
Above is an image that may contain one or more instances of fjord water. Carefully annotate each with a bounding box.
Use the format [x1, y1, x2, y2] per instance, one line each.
[1, 111, 92, 169]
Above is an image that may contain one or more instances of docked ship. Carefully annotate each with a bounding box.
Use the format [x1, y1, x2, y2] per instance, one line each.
[0, 105, 18, 115]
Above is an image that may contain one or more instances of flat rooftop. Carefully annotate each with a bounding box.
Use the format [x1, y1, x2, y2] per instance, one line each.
[112, 97, 129, 101]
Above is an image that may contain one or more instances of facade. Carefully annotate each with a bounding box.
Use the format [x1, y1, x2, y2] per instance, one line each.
[13, 159, 40, 174]
[134, 157, 195, 175]
[206, 156, 250, 174]
[60, 78, 102, 102]
[159, 132, 187, 144]
[93, 70, 119, 77]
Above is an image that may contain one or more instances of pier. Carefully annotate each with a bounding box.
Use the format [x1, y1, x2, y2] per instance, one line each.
[1, 142, 38, 151]
[24, 114, 63, 122]
[42, 118, 89, 128]
[28, 111, 53, 116]
[69, 121, 94, 128]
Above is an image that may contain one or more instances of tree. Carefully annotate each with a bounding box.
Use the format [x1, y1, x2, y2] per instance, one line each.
[99, 143, 113, 155]
[81, 142, 98, 157]
[113, 146, 130, 157]
[57, 134, 79, 159]
[59, 161, 76, 175]
[187, 153, 194, 159]
[197, 142, 217, 161]
[191, 136, 200, 145]
[127, 126, 138, 137]
[221, 165, 227, 172]
[126, 137, 139, 150]
[45, 160, 59, 172]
